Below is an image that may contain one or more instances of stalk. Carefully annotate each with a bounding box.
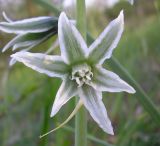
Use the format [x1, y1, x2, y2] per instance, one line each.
[75, 0, 87, 146]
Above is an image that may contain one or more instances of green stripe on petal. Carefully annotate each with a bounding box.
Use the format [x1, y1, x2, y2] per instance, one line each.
[88, 10, 124, 65]
[91, 66, 135, 93]
[11, 52, 68, 78]
[58, 12, 88, 64]
[2, 30, 56, 52]
[78, 85, 114, 135]
[0, 16, 58, 34]
[50, 77, 77, 117]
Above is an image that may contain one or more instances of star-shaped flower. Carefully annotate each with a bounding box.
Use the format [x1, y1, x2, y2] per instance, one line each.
[11, 11, 135, 135]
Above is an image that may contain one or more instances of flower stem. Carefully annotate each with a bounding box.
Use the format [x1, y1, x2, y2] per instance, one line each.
[75, 0, 87, 146]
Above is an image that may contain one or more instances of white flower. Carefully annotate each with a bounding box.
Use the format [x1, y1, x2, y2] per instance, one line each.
[0, 13, 58, 52]
[0, 12, 59, 65]
[11, 11, 135, 135]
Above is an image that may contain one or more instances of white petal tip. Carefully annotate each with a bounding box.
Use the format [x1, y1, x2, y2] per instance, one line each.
[129, 88, 136, 94]
[50, 109, 57, 117]
[120, 10, 124, 15]
[105, 125, 114, 135]
[50, 107, 58, 118]
[126, 85, 136, 94]
[2, 11, 7, 17]
[50, 113, 54, 118]
[118, 10, 124, 22]
[59, 12, 70, 26]
[11, 53, 17, 58]
[109, 130, 114, 135]
[50, 112, 55, 118]
[104, 127, 114, 135]
[59, 12, 67, 20]
[2, 49, 5, 53]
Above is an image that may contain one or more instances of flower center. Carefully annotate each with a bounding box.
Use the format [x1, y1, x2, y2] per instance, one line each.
[71, 63, 93, 87]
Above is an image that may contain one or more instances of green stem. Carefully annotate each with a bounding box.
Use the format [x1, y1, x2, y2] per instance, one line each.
[40, 105, 50, 146]
[75, 0, 87, 146]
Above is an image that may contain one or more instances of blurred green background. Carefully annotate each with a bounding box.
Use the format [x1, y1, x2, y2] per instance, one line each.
[0, 0, 160, 146]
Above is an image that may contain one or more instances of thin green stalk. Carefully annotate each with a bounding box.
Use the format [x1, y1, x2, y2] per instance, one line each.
[40, 106, 50, 146]
[75, 0, 87, 146]
[39, 79, 53, 146]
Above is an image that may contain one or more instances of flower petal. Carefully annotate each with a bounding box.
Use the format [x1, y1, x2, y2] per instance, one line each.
[9, 49, 28, 66]
[13, 31, 56, 51]
[9, 58, 17, 66]
[88, 10, 124, 65]
[0, 16, 58, 34]
[91, 66, 136, 93]
[2, 12, 12, 22]
[50, 77, 77, 117]
[58, 12, 88, 64]
[2, 29, 56, 52]
[11, 52, 68, 78]
[79, 85, 114, 135]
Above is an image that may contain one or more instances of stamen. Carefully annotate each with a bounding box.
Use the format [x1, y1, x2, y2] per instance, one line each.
[71, 63, 93, 87]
